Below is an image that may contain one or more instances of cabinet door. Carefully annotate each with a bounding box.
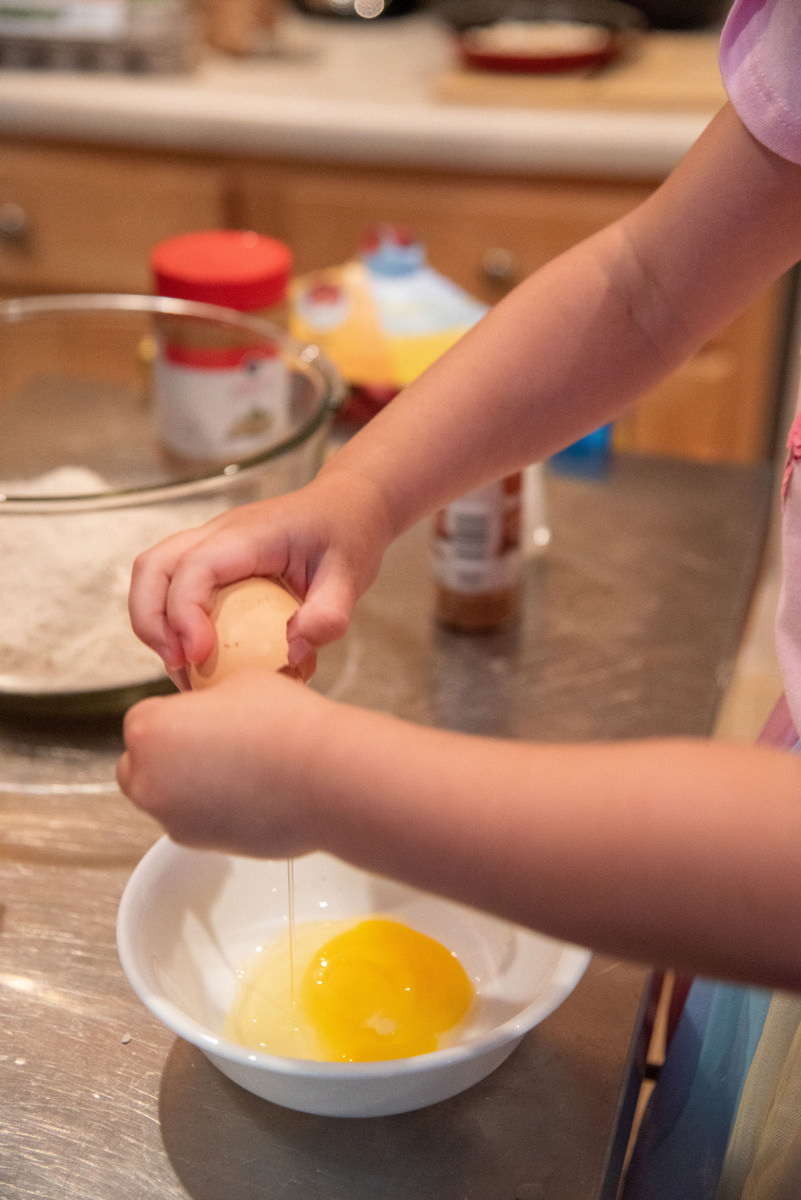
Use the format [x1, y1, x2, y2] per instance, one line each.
[0, 142, 228, 294]
[234, 161, 651, 303]
[613, 284, 787, 463]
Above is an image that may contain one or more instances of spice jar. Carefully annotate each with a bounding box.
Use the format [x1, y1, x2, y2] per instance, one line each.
[432, 472, 523, 632]
[151, 229, 293, 464]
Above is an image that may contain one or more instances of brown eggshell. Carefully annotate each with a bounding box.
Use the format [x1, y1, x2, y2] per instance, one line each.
[188, 577, 301, 690]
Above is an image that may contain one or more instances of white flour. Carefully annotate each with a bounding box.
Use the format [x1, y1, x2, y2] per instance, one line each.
[0, 467, 226, 694]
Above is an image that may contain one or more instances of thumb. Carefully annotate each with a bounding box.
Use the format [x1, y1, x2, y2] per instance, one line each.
[286, 565, 357, 667]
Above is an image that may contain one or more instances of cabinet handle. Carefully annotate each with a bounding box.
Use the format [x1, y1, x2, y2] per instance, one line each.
[0, 202, 30, 243]
[481, 247, 519, 287]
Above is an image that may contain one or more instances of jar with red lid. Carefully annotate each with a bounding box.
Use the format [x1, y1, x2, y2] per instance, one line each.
[151, 229, 293, 464]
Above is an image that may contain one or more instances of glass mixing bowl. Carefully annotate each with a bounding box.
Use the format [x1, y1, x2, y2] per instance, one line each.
[0, 293, 342, 716]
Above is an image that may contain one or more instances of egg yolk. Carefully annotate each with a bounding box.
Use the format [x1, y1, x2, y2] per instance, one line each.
[225, 917, 474, 1063]
[301, 918, 473, 1062]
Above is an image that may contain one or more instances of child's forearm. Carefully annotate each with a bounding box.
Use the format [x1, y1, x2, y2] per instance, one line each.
[318, 104, 801, 541]
[317, 233, 674, 540]
[310, 704, 801, 991]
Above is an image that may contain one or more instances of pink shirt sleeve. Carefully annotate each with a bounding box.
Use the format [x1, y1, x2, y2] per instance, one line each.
[720, 0, 801, 165]
[721, 1, 801, 737]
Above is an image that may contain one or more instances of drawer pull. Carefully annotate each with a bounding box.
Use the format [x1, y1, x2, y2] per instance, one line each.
[481, 247, 519, 286]
[0, 202, 30, 243]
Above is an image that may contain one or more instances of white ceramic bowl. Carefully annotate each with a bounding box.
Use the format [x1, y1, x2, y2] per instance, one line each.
[117, 839, 590, 1117]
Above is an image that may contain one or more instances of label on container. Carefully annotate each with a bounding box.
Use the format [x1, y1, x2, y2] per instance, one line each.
[432, 476, 522, 595]
[152, 340, 291, 462]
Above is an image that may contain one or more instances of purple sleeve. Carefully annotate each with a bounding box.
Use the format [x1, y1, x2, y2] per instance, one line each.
[720, 0, 801, 165]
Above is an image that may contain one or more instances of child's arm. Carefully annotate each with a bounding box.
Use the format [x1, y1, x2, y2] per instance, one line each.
[129, 102, 801, 676]
[117, 669, 801, 993]
[322, 103, 801, 530]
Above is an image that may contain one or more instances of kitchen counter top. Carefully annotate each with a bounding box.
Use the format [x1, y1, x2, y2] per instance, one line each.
[0, 12, 723, 177]
[1, 452, 774, 1200]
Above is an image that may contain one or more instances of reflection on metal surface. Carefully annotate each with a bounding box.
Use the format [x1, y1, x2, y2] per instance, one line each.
[0, 455, 773, 1200]
[0, 972, 105, 1018]
[0, 694, 132, 795]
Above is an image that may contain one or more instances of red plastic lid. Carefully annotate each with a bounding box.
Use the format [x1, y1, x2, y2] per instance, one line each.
[151, 230, 292, 311]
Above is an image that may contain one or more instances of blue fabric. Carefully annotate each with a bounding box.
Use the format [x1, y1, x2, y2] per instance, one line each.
[621, 980, 772, 1200]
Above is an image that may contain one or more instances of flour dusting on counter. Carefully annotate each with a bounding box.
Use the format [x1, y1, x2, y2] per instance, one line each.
[0, 467, 225, 694]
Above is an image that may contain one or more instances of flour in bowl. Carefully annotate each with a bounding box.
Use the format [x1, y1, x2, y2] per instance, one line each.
[0, 467, 227, 694]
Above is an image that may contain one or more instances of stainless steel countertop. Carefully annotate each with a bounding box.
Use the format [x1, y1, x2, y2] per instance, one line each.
[1, 453, 773, 1199]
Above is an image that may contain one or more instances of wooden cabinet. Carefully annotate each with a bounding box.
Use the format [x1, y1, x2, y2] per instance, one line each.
[234, 161, 653, 298]
[233, 161, 657, 298]
[614, 290, 787, 462]
[0, 136, 789, 463]
[0, 141, 229, 293]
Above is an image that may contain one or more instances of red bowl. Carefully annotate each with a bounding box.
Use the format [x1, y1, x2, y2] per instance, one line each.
[457, 26, 624, 74]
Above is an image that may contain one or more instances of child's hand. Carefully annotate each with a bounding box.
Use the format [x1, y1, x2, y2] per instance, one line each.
[127, 472, 391, 686]
[116, 669, 326, 858]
